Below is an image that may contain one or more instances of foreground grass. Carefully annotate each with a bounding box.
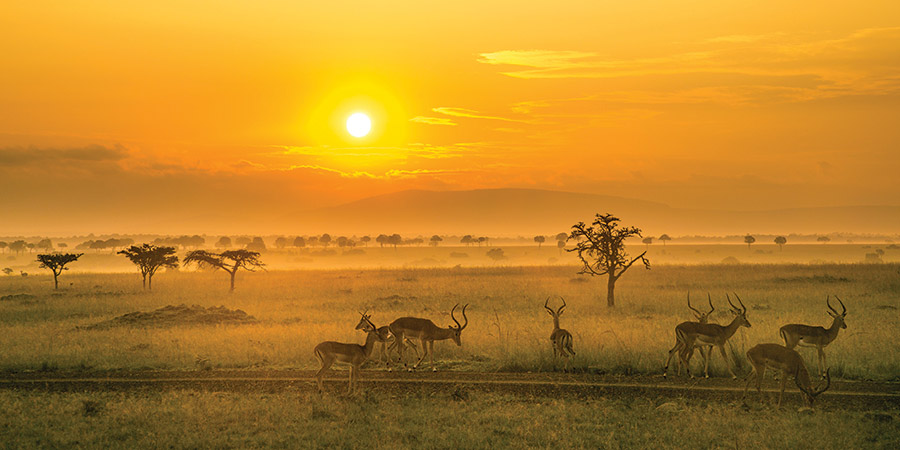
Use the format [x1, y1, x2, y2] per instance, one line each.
[0, 389, 897, 449]
[1, 264, 898, 380]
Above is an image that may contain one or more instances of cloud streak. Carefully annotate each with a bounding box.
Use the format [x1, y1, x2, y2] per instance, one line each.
[409, 116, 457, 126]
[0, 144, 128, 166]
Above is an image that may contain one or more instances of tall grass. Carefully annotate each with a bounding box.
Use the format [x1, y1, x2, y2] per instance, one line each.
[1, 263, 898, 379]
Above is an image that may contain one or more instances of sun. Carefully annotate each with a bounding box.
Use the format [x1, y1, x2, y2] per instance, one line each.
[346, 112, 372, 138]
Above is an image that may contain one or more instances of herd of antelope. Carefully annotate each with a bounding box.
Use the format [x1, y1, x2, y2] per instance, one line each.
[313, 293, 848, 407]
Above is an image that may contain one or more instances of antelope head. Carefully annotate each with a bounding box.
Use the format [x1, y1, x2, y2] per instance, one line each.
[544, 296, 567, 318]
[727, 292, 751, 328]
[687, 291, 715, 322]
[354, 310, 376, 332]
[448, 303, 469, 346]
[826, 295, 848, 329]
[797, 368, 831, 406]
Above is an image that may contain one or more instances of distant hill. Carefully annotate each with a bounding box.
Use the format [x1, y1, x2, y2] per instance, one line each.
[285, 188, 900, 236]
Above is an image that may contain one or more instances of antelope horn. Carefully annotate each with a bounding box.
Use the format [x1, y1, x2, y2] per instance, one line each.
[557, 296, 566, 315]
[544, 297, 554, 314]
[733, 292, 746, 313]
[451, 303, 461, 329]
[835, 295, 847, 315]
[814, 369, 832, 396]
[707, 292, 715, 314]
[726, 293, 738, 311]
[460, 303, 469, 330]
[686, 291, 702, 316]
[826, 295, 837, 315]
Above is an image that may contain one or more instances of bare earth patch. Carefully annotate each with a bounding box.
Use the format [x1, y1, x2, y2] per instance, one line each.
[82, 304, 258, 329]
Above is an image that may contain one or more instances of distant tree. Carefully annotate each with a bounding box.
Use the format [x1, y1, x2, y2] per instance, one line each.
[336, 236, 349, 248]
[408, 237, 424, 246]
[555, 232, 568, 242]
[568, 213, 650, 308]
[307, 236, 319, 247]
[0, 241, 7, 253]
[477, 236, 487, 247]
[319, 234, 332, 248]
[375, 234, 388, 248]
[486, 248, 506, 261]
[235, 236, 251, 247]
[557, 239, 566, 255]
[57, 243, 68, 249]
[642, 237, 653, 250]
[183, 249, 265, 292]
[774, 236, 787, 251]
[2, 268, 13, 276]
[9, 240, 27, 255]
[246, 237, 267, 252]
[293, 236, 307, 248]
[460, 235, 474, 246]
[215, 236, 232, 248]
[274, 236, 289, 249]
[360, 236, 371, 247]
[658, 234, 671, 246]
[430, 235, 443, 247]
[36, 253, 83, 289]
[118, 244, 179, 290]
[26, 243, 36, 253]
[534, 235, 546, 248]
[388, 234, 403, 249]
[36, 239, 53, 252]
[817, 236, 831, 244]
[744, 234, 756, 249]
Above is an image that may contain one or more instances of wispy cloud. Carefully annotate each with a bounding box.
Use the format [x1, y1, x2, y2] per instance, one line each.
[0, 144, 128, 166]
[432, 107, 532, 123]
[409, 116, 457, 126]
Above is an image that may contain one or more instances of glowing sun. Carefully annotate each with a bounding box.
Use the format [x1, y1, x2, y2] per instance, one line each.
[346, 112, 372, 138]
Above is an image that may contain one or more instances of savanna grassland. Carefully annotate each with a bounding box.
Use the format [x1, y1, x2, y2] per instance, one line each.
[1, 250, 899, 449]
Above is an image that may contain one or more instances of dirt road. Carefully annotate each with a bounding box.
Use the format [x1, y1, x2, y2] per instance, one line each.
[2, 370, 898, 411]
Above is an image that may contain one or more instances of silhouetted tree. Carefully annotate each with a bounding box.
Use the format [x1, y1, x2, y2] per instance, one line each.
[215, 236, 232, 248]
[26, 243, 35, 253]
[36, 239, 53, 252]
[336, 236, 350, 248]
[375, 234, 388, 248]
[246, 237, 267, 252]
[0, 242, 6, 253]
[568, 213, 650, 308]
[57, 243, 68, 249]
[817, 236, 831, 244]
[557, 239, 566, 255]
[477, 236, 488, 247]
[744, 234, 756, 249]
[118, 244, 179, 290]
[534, 235, 546, 248]
[774, 236, 787, 251]
[293, 236, 307, 248]
[36, 253, 83, 289]
[274, 237, 289, 249]
[360, 236, 371, 247]
[659, 234, 671, 246]
[9, 240, 27, 255]
[486, 248, 506, 261]
[642, 237, 653, 250]
[430, 235, 443, 247]
[555, 232, 568, 242]
[388, 234, 403, 249]
[183, 249, 265, 292]
[235, 236, 251, 247]
[318, 234, 331, 248]
[460, 235, 474, 246]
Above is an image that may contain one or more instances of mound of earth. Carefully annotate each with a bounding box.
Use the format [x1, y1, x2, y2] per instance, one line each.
[83, 304, 258, 329]
[0, 293, 37, 302]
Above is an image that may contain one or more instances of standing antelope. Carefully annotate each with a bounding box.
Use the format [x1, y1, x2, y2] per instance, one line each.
[353, 315, 420, 364]
[544, 297, 575, 371]
[663, 292, 715, 378]
[314, 312, 379, 393]
[677, 293, 751, 379]
[780, 295, 847, 377]
[742, 343, 831, 407]
[389, 303, 469, 371]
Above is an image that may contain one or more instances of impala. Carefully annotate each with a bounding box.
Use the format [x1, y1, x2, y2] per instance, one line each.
[677, 293, 751, 379]
[314, 312, 379, 393]
[389, 303, 469, 371]
[544, 297, 575, 371]
[742, 343, 831, 407]
[353, 314, 420, 364]
[780, 295, 847, 377]
[663, 292, 715, 378]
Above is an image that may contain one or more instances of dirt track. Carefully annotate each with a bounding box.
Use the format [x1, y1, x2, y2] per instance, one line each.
[2, 370, 898, 411]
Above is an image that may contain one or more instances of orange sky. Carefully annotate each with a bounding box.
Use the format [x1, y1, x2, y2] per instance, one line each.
[1, 1, 899, 234]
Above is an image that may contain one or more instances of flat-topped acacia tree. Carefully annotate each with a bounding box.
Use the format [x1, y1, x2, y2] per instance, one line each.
[118, 244, 179, 290]
[568, 213, 650, 308]
[36, 253, 83, 289]
[183, 249, 265, 292]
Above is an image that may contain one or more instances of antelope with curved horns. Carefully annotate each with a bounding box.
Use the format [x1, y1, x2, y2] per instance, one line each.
[780, 295, 847, 377]
[663, 291, 715, 378]
[313, 311, 379, 393]
[544, 296, 575, 371]
[389, 303, 469, 371]
[677, 293, 751, 378]
[742, 343, 831, 407]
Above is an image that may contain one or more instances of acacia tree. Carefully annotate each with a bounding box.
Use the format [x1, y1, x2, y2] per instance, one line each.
[118, 244, 179, 290]
[774, 236, 787, 251]
[568, 213, 650, 308]
[642, 237, 653, 250]
[534, 235, 546, 248]
[430, 235, 443, 247]
[183, 249, 265, 292]
[36, 253, 84, 289]
[744, 234, 756, 249]
[659, 234, 671, 246]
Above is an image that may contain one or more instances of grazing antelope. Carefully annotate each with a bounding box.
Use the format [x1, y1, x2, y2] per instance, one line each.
[742, 343, 831, 407]
[314, 312, 379, 393]
[780, 296, 847, 377]
[544, 297, 575, 371]
[353, 315, 420, 364]
[677, 293, 751, 379]
[663, 292, 715, 378]
[389, 303, 469, 371]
